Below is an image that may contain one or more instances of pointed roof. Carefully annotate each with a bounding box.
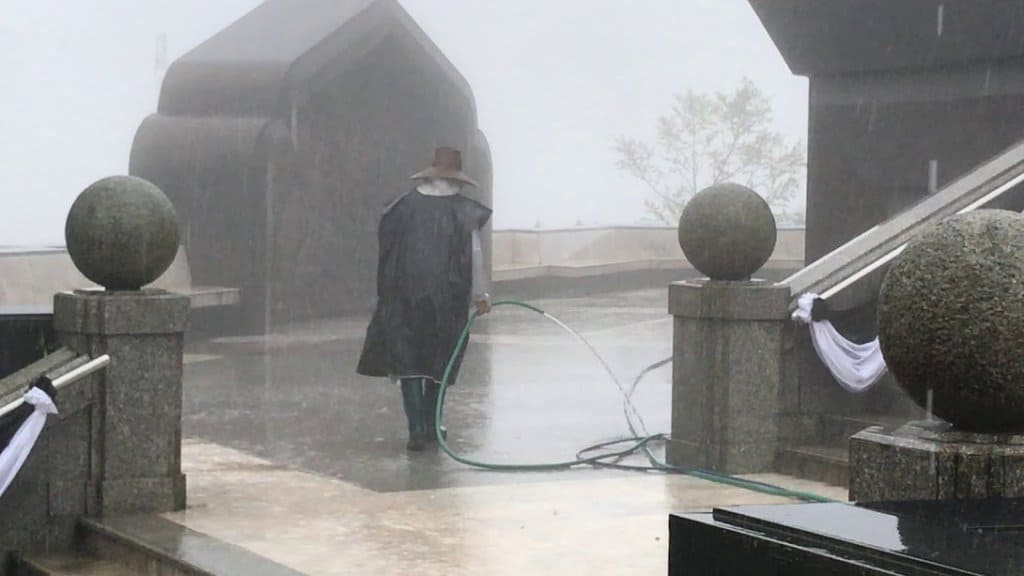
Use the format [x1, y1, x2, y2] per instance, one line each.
[159, 0, 475, 119]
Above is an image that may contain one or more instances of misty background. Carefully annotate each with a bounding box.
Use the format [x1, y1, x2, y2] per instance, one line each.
[0, 0, 806, 246]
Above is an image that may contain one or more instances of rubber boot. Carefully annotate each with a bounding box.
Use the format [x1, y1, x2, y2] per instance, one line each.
[424, 380, 447, 444]
[400, 379, 427, 451]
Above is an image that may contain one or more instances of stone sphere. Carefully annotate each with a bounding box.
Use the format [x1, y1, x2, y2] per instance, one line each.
[878, 210, 1024, 432]
[65, 175, 180, 291]
[678, 183, 777, 280]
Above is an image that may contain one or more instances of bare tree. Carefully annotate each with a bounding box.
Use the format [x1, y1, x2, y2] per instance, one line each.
[615, 78, 805, 225]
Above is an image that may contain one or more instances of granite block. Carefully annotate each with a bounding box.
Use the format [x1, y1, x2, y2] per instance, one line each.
[993, 449, 1024, 496]
[46, 410, 90, 483]
[670, 282, 786, 474]
[779, 323, 802, 412]
[671, 318, 708, 442]
[777, 413, 822, 447]
[0, 445, 48, 549]
[85, 482, 100, 517]
[669, 280, 790, 320]
[42, 516, 79, 550]
[666, 438, 778, 474]
[100, 336, 183, 479]
[53, 372, 96, 417]
[54, 290, 188, 517]
[955, 447, 991, 499]
[723, 441, 778, 473]
[850, 422, 1024, 502]
[54, 290, 189, 335]
[935, 451, 958, 500]
[100, 475, 186, 514]
[48, 480, 88, 518]
[722, 323, 781, 443]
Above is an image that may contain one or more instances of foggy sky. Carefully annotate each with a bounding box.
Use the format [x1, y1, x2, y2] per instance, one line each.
[0, 0, 806, 246]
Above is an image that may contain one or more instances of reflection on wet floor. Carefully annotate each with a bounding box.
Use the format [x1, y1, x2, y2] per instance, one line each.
[173, 289, 845, 574]
[183, 290, 674, 492]
[167, 439, 846, 575]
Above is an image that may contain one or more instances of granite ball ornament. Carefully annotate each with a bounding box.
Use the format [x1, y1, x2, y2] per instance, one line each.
[65, 175, 180, 291]
[878, 209, 1024, 432]
[678, 183, 777, 280]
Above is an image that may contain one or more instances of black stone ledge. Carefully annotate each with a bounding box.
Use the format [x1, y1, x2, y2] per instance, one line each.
[669, 279, 790, 321]
[54, 290, 190, 336]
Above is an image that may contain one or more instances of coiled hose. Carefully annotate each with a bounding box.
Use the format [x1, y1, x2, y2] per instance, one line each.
[434, 300, 835, 503]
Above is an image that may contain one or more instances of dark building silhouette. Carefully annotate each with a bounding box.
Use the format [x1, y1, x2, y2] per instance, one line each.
[752, 0, 1024, 262]
[131, 0, 492, 333]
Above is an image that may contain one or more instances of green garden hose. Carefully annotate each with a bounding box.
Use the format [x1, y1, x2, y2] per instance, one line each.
[434, 300, 836, 504]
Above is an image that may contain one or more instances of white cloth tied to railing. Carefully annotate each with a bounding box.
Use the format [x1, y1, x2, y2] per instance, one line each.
[0, 386, 58, 497]
[0, 354, 110, 499]
[792, 293, 888, 393]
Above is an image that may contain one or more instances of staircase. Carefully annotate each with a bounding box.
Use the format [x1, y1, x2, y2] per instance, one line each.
[771, 140, 1024, 488]
[784, 137, 1024, 311]
[14, 515, 302, 576]
[775, 413, 919, 487]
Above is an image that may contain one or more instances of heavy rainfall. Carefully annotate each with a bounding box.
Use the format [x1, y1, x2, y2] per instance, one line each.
[1, 1, 1024, 575]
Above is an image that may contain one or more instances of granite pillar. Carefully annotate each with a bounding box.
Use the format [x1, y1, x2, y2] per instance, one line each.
[850, 421, 1024, 503]
[666, 279, 789, 474]
[53, 289, 189, 514]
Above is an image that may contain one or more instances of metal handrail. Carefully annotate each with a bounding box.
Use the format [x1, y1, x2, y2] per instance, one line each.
[785, 138, 1024, 309]
[0, 354, 110, 419]
[816, 169, 1024, 301]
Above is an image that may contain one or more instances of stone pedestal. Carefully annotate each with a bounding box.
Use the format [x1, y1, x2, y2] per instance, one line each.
[665, 279, 789, 474]
[850, 421, 1024, 502]
[53, 289, 189, 514]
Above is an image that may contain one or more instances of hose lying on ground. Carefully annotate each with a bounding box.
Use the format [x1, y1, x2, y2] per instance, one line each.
[434, 300, 836, 504]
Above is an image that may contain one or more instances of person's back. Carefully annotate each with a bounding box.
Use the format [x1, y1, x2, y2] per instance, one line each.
[358, 147, 492, 451]
[389, 190, 480, 300]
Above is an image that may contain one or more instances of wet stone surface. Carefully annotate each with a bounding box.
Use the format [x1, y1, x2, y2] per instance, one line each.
[678, 183, 777, 281]
[65, 175, 179, 291]
[182, 290, 674, 493]
[850, 421, 1024, 503]
[878, 210, 1024, 432]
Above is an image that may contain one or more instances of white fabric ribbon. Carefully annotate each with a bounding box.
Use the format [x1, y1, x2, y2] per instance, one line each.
[0, 387, 58, 498]
[792, 293, 888, 393]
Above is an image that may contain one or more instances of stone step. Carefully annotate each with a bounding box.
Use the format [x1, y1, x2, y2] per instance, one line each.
[15, 553, 140, 576]
[79, 515, 304, 576]
[775, 445, 850, 488]
[777, 413, 921, 487]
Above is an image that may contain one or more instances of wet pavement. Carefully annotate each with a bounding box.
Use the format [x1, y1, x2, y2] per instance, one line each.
[166, 439, 845, 576]
[183, 289, 676, 493]
[171, 288, 845, 574]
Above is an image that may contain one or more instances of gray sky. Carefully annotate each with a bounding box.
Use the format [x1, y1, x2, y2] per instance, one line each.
[0, 0, 806, 245]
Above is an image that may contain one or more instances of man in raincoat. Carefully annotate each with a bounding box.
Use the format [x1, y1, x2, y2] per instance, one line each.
[357, 146, 492, 451]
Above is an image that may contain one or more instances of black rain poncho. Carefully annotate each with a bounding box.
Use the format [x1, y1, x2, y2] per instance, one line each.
[357, 189, 492, 385]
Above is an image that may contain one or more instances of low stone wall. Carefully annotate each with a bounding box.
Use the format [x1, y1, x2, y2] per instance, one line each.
[0, 227, 804, 320]
[0, 247, 236, 310]
[492, 227, 804, 281]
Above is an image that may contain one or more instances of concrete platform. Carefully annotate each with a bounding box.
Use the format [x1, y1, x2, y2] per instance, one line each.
[182, 290, 678, 493]
[166, 440, 845, 575]
[172, 289, 844, 573]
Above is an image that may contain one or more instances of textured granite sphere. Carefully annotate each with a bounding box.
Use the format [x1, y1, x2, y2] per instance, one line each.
[878, 210, 1024, 432]
[678, 183, 777, 280]
[65, 175, 179, 291]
